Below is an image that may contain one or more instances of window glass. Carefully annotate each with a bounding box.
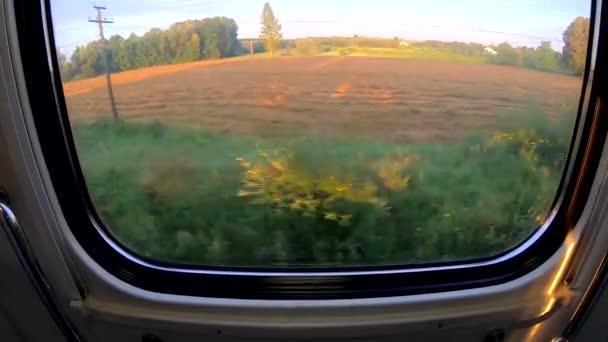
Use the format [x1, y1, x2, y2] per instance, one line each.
[51, 0, 590, 267]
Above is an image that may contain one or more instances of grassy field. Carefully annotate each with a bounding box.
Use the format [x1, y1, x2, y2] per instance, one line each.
[64, 56, 581, 267]
[65, 57, 579, 142]
[320, 47, 487, 64]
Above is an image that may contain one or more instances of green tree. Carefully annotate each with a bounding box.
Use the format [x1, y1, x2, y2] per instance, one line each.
[217, 17, 241, 57]
[66, 46, 83, 78]
[168, 20, 200, 64]
[176, 33, 201, 62]
[260, 2, 282, 56]
[200, 18, 221, 58]
[295, 38, 320, 55]
[521, 46, 537, 69]
[59, 48, 79, 80]
[535, 41, 559, 72]
[493, 42, 521, 66]
[108, 35, 125, 71]
[203, 33, 220, 58]
[59, 16, 240, 80]
[116, 34, 138, 71]
[139, 29, 165, 66]
[562, 16, 590, 75]
[159, 34, 173, 62]
[78, 42, 105, 78]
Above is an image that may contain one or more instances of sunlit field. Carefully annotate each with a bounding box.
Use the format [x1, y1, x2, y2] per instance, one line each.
[64, 56, 580, 266]
[66, 56, 578, 142]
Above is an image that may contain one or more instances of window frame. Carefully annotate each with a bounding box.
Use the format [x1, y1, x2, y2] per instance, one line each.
[14, 0, 607, 299]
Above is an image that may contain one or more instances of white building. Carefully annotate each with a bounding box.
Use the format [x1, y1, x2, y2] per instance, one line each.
[484, 47, 498, 55]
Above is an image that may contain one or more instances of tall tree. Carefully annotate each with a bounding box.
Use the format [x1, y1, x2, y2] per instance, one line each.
[259, 2, 282, 56]
[562, 16, 590, 75]
[535, 41, 559, 72]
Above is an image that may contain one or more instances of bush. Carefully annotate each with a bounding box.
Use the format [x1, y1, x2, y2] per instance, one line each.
[489, 41, 572, 74]
[74, 107, 573, 266]
[294, 39, 322, 55]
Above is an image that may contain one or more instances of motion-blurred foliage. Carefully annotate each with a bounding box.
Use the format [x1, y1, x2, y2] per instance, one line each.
[73, 107, 572, 267]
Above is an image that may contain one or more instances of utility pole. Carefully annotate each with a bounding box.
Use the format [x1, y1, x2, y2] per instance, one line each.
[89, 5, 119, 122]
[249, 40, 254, 55]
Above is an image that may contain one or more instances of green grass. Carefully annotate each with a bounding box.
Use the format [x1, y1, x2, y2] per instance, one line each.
[73, 107, 573, 267]
[316, 47, 487, 64]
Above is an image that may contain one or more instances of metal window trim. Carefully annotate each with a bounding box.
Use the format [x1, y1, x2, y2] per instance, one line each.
[3, 0, 607, 300]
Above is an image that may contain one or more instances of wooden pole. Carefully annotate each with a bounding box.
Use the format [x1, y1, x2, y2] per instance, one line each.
[89, 6, 119, 122]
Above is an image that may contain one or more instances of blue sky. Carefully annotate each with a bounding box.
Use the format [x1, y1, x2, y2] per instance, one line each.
[51, 0, 591, 55]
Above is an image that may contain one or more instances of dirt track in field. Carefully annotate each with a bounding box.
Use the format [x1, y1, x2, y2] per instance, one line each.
[63, 56, 582, 142]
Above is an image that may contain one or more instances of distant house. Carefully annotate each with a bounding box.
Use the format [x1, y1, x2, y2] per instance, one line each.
[484, 46, 498, 55]
[399, 40, 409, 48]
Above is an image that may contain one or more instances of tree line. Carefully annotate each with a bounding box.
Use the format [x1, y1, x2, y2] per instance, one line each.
[58, 1, 590, 81]
[489, 41, 566, 73]
[60, 16, 240, 80]
[488, 17, 589, 75]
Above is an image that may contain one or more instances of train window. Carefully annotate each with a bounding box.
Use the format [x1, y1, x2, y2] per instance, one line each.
[14, 0, 598, 298]
[47, 0, 590, 271]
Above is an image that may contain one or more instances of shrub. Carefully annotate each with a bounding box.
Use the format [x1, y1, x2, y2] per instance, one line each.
[294, 39, 322, 56]
[237, 149, 390, 226]
[73, 106, 574, 266]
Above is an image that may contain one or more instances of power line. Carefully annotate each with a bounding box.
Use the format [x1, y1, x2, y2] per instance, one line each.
[404, 23, 562, 43]
[286, 20, 353, 24]
[88, 5, 114, 39]
[57, 41, 91, 49]
[59, 16, 565, 53]
[432, 0, 577, 18]
[54, 26, 87, 33]
[103, 19, 563, 43]
[284, 20, 562, 44]
[89, 5, 119, 122]
[163, 0, 235, 10]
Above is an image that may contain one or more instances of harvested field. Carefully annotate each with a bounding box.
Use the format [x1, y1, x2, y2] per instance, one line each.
[64, 56, 581, 142]
[69, 56, 583, 266]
